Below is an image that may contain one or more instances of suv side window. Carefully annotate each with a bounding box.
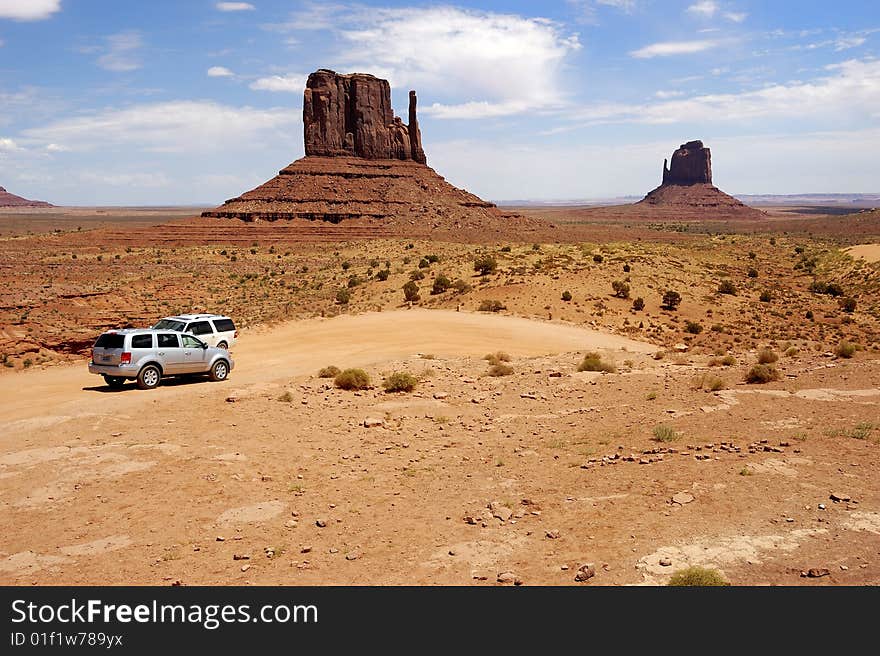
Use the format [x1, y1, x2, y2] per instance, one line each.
[212, 318, 235, 332]
[157, 333, 180, 348]
[188, 321, 213, 336]
[181, 335, 204, 348]
[131, 334, 153, 349]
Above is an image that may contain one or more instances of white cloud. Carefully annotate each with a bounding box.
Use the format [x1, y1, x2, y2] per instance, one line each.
[687, 1, 718, 18]
[562, 58, 880, 127]
[835, 36, 866, 51]
[630, 39, 721, 58]
[22, 100, 297, 153]
[45, 143, 69, 152]
[96, 31, 143, 72]
[0, 0, 61, 21]
[332, 6, 580, 119]
[249, 73, 306, 92]
[567, 0, 637, 24]
[0, 137, 21, 152]
[207, 66, 235, 77]
[654, 90, 684, 99]
[216, 2, 255, 11]
[724, 12, 747, 23]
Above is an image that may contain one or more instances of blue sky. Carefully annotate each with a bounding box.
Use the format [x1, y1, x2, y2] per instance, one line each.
[0, 0, 877, 204]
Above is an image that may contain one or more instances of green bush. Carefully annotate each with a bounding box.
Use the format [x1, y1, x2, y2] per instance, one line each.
[593, 254, 604, 263]
[474, 255, 498, 275]
[747, 268, 758, 278]
[759, 290, 772, 302]
[652, 424, 679, 442]
[376, 269, 390, 281]
[484, 351, 511, 365]
[718, 280, 737, 295]
[452, 279, 471, 293]
[431, 274, 452, 295]
[685, 320, 703, 334]
[409, 269, 425, 281]
[334, 368, 371, 390]
[745, 364, 780, 384]
[335, 288, 351, 305]
[382, 372, 418, 392]
[425, 254, 440, 264]
[317, 365, 341, 378]
[487, 363, 514, 377]
[478, 300, 506, 312]
[347, 275, 362, 288]
[662, 290, 681, 310]
[757, 348, 778, 364]
[668, 566, 728, 587]
[839, 297, 857, 313]
[403, 281, 420, 303]
[835, 341, 857, 358]
[632, 297, 645, 311]
[418, 258, 430, 269]
[578, 352, 615, 373]
[612, 280, 630, 298]
[561, 291, 572, 302]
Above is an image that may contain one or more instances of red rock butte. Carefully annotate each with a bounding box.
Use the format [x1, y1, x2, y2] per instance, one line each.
[640, 140, 763, 217]
[0, 186, 52, 208]
[202, 69, 547, 238]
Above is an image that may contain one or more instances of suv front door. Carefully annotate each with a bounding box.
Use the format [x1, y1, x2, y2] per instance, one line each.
[180, 335, 209, 373]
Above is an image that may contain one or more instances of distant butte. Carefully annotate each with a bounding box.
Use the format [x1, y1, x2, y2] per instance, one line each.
[0, 186, 53, 208]
[640, 140, 763, 217]
[203, 69, 546, 238]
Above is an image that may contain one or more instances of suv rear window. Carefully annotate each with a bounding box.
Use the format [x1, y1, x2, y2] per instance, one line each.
[188, 321, 213, 336]
[212, 318, 235, 332]
[94, 334, 125, 349]
[154, 319, 185, 331]
[131, 334, 153, 349]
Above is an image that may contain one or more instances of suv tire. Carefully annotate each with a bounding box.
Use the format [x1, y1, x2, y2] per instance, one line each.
[210, 360, 229, 382]
[217, 341, 228, 350]
[137, 364, 161, 390]
[103, 375, 126, 389]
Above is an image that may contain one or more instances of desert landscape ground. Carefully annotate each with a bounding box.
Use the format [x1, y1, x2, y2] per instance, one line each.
[1, 200, 878, 586]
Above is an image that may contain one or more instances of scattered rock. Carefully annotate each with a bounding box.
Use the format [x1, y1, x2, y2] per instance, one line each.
[300, 546, 313, 553]
[659, 557, 672, 567]
[802, 568, 830, 578]
[345, 551, 361, 561]
[672, 492, 695, 505]
[575, 564, 595, 582]
[315, 519, 327, 528]
[830, 492, 851, 503]
[497, 571, 516, 584]
[545, 529, 561, 540]
[488, 502, 513, 522]
[363, 417, 385, 428]
[232, 554, 250, 561]
[433, 392, 449, 400]
[225, 396, 237, 403]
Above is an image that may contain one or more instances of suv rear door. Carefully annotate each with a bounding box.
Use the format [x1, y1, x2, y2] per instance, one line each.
[186, 320, 216, 346]
[92, 333, 126, 365]
[156, 333, 185, 374]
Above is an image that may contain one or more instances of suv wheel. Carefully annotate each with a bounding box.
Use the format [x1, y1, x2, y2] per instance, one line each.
[103, 375, 126, 389]
[137, 365, 161, 390]
[217, 341, 228, 350]
[210, 360, 229, 382]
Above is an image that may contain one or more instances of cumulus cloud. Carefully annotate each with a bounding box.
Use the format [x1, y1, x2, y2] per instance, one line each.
[630, 39, 721, 58]
[96, 31, 143, 72]
[561, 58, 880, 127]
[216, 2, 254, 10]
[0, 0, 61, 21]
[207, 66, 235, 77]
[0, 137, 21, 152]
[687, 1, 718, 18]
[22, 100, 297, 153]
[249, 73, 306, 92]
[329, 6, 580, 119]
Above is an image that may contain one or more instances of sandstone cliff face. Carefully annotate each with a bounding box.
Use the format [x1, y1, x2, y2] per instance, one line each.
[0, 186, 52, 207]
[662, 140, 712, 186]
[303, 69, 427, 164]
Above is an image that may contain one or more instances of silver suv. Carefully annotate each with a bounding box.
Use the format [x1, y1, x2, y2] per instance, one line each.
[152, 314, 237, 349]
[88, 329, 234, 390]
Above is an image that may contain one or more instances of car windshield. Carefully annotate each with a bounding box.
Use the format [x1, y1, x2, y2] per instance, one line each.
[153, 319, 185, 331]
[181, 335, 205, 348]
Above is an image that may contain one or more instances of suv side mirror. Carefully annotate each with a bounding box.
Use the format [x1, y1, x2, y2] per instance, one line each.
[202, 343, 209, 349]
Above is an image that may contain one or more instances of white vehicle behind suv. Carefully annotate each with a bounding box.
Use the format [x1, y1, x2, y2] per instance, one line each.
[152, 314, 237, 349]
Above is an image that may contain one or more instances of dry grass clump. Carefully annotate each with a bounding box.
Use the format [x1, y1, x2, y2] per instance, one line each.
[745, 364, 780, 384]
[757, 348, 779, 364]
[578, 352, 615, 373]
[652, 424, 679, 442]
[484, 351, 511, 365]
[317, 365, 341, 378]
[487, 363, 514, 377]
[692, 373, 726, 392]
[667, 566, 728, 586]
[382, 372, 418, 392]
[334, 368, 371, 390]
[835, 341, 857, 358]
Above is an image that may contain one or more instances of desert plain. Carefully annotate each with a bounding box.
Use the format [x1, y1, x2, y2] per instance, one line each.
[0, 203, 878, 586]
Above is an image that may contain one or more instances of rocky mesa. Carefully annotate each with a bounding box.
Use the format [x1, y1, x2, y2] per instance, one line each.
[0, 186, 53, 208]
[203, 69, 547, 239]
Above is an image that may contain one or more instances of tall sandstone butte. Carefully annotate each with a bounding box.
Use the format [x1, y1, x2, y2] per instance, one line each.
[203, 69, 545, 238]
[640, 139, 763, 217]
[303, 70, 426, 164]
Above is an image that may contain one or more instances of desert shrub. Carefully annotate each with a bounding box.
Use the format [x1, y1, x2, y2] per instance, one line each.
[721, 355, 736, 366]
[561, 290, 572, 302]
[784, 346, 799, 357]
[478, 299, 506, 312]
[685, 320, 703, 334]
[318, 365, 341, 378]
[652, 424, 679, 442]
[452, 279, 471, 293]
[409, 269, 425, 281]
[759, 290, 772, 302]
[578, 352, 615, 373]
[383, 372, 418, 392]
[623, 263, 631, 273]
[747, 268, 758, 278]
[277, 391, 294, 403]
[425, 254, 440, 264]
[668, 566, 728, 587]
[839, 297, 857, 313]
[335, 288, 351, 305]
[334, 368, 371, 390]
[632, 297, 645, 311]
[757, 348, 778, 364]
[835, 341, 857, 358]
[474, 255, 498, 275]
[487, 363, 514, 377]
[717, 280, 737, 295]
[376, 269, 390, 281]
[432, 274, 452, 295]
[662, 290, 681, 310]
[805, 310, 814, 320]
[593, 254, 604, 263]
[418, 258, 430, 269]
[745, 364, 780, 384]
[500, 245, 512, 253]
[341, 261, 351, 271]
[347, 275, 362, 288]
[748, 251, 756, 260]
[705, 375, 726, 391]
[794, 246, 805, 254]
[403, 281, 421, 303]
[484, 351, 511, 365]
[808, 280, 827, 294]
[612, 280, 630, 298]
[826, 283, 844, 297]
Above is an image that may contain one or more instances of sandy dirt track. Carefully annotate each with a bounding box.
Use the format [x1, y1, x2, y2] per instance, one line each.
[845, 244, 880, 263]
[0, 309, 651, 430]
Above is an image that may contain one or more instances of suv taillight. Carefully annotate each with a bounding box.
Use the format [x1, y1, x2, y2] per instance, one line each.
[120, 352, 132, 364]
[234, 330, 238, 338]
